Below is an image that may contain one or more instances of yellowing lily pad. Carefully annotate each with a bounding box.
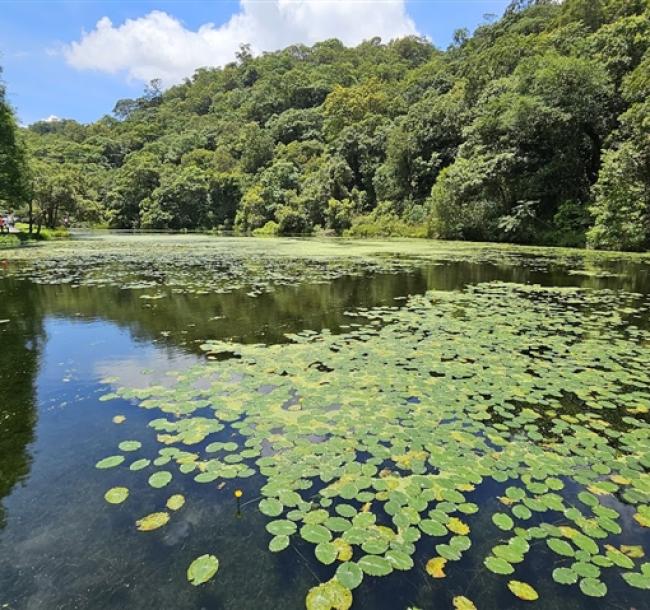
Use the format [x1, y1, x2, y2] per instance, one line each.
[425, 557, 447, 578]
[306, 579, 352, 610]
[507, 580, 539, 601]
[634, 512, 650, 528]
[452, 596, 477, 610]
[166, 494, 185, 511]
[447, 517, 470, 535]
[136, 512, 170, 532]
[620, 545, 644, 559]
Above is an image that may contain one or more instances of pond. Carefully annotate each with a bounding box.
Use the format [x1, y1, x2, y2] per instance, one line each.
[0, 235, 649, 610]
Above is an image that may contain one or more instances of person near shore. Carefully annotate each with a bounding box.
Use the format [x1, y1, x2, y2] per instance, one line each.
[0, 216, 5, 234]
[6, 211, 16, 233]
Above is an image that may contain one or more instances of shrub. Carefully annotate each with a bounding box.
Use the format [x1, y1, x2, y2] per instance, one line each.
[252, 221, 279, 236]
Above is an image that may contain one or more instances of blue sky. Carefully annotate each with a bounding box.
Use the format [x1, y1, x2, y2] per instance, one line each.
[0, 1, 511, 125]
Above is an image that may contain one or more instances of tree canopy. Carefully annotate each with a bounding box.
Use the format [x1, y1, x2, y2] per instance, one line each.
[12, 0, 650, 249]
[0, 67, 30, 211]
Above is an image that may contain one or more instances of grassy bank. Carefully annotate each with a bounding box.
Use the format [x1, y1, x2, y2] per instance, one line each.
[15, 223, 70, 240]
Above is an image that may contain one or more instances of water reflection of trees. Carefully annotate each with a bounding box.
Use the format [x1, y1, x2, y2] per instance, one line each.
[0, 279, 43, 528]
[22, 259, 647, 350]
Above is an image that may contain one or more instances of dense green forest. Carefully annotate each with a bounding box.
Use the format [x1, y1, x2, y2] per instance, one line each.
[1, 0, 649, 249]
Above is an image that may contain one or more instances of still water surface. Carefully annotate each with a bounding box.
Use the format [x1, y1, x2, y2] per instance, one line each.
[0, 237, 649, 610]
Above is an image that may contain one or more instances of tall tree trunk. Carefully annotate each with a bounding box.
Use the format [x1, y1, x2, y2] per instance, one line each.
[28, 198, 33, 235]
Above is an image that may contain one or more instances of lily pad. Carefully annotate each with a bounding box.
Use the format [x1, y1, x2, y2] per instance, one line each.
[547, 538, 574, 557]
[335, 562, 363, 589]
[315, 542, 338, 565]
[104, 487, 129, 504]
[301, 524, 332, 544]
[95, 455, 124, 469]
[148, 471, 172, 488]
[579, 578, 607, 598]
[259, 498, 283, 517]
[187, 554, 219, 586]
[358, 555, 392, 576]
[492, 513, 514, 531]
[129, 458, 150, 471]
[484, 556, 514, 575]
[136, 512, 170, 532]
[166, 494, 185, 511]
[385, 549, 413, 571]
[425, 557, 447, 578]
[267, 520, 297, 537]
[306, 579, 352, 610]
[507, 580, 539, 601]
[452, 596, 477, 610]
[552, 567, 578, 585]
[622, 571, 650, 590]
[269, 535, 290, 552]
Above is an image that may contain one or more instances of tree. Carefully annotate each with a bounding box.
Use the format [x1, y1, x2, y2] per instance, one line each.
[0, 75, 30, 214]
[31, 161, 99, 230]
[587, 144, 650, 250]
[105, 153, 160, 228]
[588, 54, 650, 250]
[140, 165, 211, 229]
[323, 78, 393, 139]
[376, 85, 465, 205]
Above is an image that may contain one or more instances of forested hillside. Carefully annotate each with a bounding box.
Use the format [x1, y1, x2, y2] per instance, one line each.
[6, 0, 650, 249]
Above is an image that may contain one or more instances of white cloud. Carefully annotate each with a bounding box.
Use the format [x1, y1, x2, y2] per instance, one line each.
[42, 115, 61, 123]
[63, 0, 418, 86]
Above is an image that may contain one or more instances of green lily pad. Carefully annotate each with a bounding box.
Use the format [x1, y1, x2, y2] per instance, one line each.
[148, 471, 172, 488]
[269, 535, 290, 552]
[267, 520, 297, 537]
[187, 554, 219, 586]
[129, 458, 151, 471]
[301, 524, 332, 544]
[579, 578, 607, 598]
[572, 561, 600, 579]
[358, 555, 392, 576]
[512, 504, 532, 520]
[547, 538, 574, 557]
[385, 549, 413, 571]
[259, 498, 283, 517]
[335, 562, 363, 589]
[552, 567, 578, 585]
[104, 487, 129, 504]
[96, 455, 124, 469]
[419, 519, 447, 536]
[622, 571, 650, 590]
[492, 513, 514, 531]
[315, 542, 338, 565]
[484, 556, 514, 575]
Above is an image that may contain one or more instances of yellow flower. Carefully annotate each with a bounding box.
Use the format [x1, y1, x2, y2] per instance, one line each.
[234, 489, 243, 498]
